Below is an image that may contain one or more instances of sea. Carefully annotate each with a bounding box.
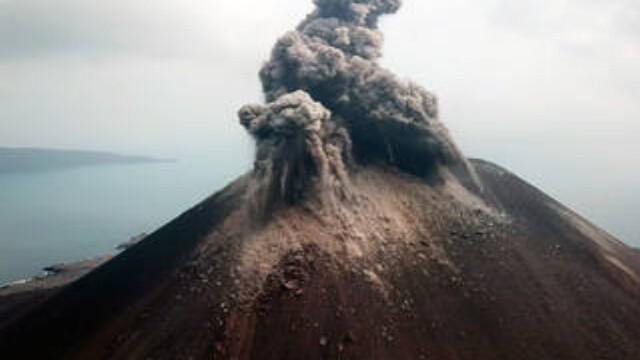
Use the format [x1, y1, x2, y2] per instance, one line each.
[0, 154, 251, 285]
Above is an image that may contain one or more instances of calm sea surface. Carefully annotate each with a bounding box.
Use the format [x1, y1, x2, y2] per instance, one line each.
[0, 155, 250, 285]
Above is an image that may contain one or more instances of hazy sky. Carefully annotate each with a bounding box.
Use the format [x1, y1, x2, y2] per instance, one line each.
[0, 0, 638, 244]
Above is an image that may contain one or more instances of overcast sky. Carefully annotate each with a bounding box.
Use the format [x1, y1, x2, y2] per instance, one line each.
[0, 0, 638, 244]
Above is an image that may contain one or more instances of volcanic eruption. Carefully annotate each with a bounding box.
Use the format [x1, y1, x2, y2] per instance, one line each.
[1, 0, 639, 359]
[241, 0, 474, 199]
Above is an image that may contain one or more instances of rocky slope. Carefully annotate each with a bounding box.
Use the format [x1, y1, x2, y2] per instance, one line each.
[1, 159, 639, 359]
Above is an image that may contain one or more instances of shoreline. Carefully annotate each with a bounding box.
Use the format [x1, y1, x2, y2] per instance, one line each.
[0, 233, 146, 295]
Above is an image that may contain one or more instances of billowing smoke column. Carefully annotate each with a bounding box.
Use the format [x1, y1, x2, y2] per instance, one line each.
[240, 91, 352, 211]
[240, 0, 470, 208]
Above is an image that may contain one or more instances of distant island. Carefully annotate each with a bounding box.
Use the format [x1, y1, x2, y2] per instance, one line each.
[0, 147, 171, 174]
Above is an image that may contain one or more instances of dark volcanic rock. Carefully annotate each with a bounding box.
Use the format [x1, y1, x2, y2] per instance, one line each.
[0, 160, 639, 360]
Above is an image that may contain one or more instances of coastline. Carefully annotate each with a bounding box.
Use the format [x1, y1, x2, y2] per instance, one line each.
[0, 233, 146, 295]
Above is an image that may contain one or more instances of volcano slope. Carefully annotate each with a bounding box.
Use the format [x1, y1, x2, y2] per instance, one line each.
[1, 159, 639, 360]
[2, 0, 640, 358]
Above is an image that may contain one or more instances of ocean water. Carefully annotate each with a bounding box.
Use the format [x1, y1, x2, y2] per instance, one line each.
[0, 155, 251, 285]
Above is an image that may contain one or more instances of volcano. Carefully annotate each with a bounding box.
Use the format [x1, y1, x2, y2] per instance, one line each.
[1, 0, 639, 359]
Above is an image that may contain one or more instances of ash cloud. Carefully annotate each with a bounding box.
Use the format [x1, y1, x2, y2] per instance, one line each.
[240, 0, 471, 207]
[240, 91, 351, 212]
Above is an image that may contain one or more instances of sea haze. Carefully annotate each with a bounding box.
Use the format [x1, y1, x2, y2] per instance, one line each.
[0, 153, 250, 285]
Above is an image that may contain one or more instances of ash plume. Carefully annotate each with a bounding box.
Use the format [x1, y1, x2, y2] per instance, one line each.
[240, 0, 473, 208]
[240, 91, 351, 213]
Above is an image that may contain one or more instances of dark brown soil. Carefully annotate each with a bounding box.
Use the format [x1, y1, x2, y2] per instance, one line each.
[1, 160, 638, 360]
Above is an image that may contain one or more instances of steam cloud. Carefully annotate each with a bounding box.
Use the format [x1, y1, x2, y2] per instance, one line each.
[240, 0, 470, 207]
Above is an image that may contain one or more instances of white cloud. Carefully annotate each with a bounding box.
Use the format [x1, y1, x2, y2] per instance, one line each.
[0, 0, 311, 61]
[0, 0, 311, 156]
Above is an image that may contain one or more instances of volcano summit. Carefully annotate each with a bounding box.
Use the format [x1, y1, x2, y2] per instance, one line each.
[1, 0, 639, 359]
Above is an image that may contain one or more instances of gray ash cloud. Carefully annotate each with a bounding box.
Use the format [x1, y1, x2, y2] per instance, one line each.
[240, 91, 351, 211]
[240, 0, 470, 208]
